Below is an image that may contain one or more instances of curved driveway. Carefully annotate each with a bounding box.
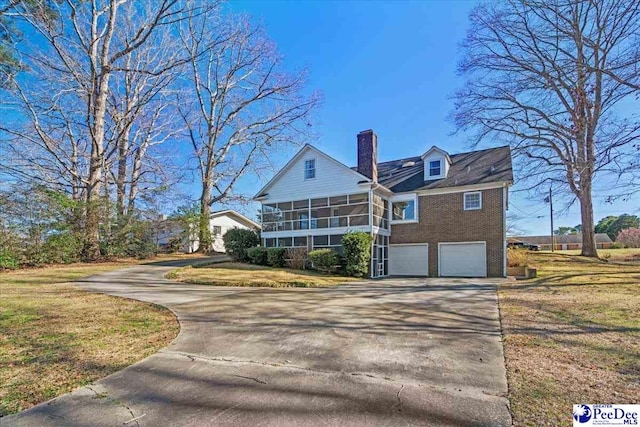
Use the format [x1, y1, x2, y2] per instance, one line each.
[6, 258, 511, 426]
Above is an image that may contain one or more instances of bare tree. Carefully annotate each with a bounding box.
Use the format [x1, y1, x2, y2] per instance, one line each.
[105, 4, 187, 232]
[178, 10, 320, 251]
[1, 0, 192, 259]
[453, 0, 640, 257]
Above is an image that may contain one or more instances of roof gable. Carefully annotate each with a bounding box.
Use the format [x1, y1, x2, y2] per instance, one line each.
[421, 146, 451, 162]
[210, 210, 260, 229]
[254, 144, 371, 199]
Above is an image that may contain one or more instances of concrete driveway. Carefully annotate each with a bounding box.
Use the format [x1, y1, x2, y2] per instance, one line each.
[5, 259, 511, 426]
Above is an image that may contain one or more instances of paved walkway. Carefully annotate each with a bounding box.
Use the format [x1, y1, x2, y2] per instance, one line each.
[5, 258, 512, 426]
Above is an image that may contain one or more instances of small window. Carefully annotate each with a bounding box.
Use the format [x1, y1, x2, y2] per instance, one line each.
[429, 160, 441, 177]
[464, 192, 482, 210]
[305, 159, 316, 179]
[391, 199, 416, 221]
[212, 226, 222, 236]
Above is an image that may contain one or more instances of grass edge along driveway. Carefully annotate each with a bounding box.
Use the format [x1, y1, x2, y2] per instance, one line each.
[0, 258, 194, 416]
[167, 262, 360, 288]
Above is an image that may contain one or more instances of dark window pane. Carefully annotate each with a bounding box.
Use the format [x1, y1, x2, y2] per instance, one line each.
[313, 235, 328, 246]
[329, 195, 348, 205]
[293, 199, 308, 209]
[329, 234, 343, 245]
[278, 237, 292, 247]
[349, 193, 368, 203]
[311, 197, 327, 207]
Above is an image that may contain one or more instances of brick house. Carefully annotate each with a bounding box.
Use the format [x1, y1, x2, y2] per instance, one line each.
[254, 129, 513, 278]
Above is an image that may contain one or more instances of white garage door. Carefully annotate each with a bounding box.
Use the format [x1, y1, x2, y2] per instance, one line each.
[389, 244, 429, 276]
[439, 242, 487, 277]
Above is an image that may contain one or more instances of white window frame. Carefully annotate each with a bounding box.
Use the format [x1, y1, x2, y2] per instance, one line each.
[463, 191, 482, 211]
[424, 156, 445, 180]
[389, 194, 419, 224]
[428, 159, 441, 177]
[304, 159, 316, 180]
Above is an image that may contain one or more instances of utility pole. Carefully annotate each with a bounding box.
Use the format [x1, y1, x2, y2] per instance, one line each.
[549, 187, 554, 252]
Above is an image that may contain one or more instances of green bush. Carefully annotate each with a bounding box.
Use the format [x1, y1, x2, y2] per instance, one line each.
[267, 247, 286, 267]
[41, 232, 83, 264]
[308, 249, 339, 273]
[342, 232, 373, 277]
[223, 228, 260, 262]
[0, 248, 19, 270]
[610, 242, 625, 249]
[247, 246, 269, 265]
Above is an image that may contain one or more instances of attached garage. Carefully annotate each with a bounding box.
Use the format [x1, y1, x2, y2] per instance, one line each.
[438, 242, 487, 277]
[389, 244, 429, 276]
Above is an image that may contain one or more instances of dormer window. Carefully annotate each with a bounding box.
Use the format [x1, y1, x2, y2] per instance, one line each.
[429, 160, 441, 177]
[304, 159, 316, 179]
[422, 146, 450, 181]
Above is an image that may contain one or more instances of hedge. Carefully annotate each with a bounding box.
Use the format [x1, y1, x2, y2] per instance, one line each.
[247, 246, 269, 265]
[267, 247, 286, 267]
[342, 232, 373, 277]
[223, 228, 260, 262]
[308, 249, 339, 273]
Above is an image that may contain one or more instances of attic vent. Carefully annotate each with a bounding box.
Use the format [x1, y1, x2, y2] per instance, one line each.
[402, 161, 416, 168]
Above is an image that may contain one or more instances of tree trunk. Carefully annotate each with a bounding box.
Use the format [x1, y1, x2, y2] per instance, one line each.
[84, 157, 103, 260]
[116, 132, 128, 220]
[199, 184, 212, 253]
[579, 183, 598, 257]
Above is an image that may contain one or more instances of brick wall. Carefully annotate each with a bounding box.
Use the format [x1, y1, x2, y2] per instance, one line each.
[390, 187, 505, 277]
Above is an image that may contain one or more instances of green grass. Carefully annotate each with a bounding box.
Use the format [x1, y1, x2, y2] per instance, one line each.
[0, 256, 198, 416]
[499, 250, 640, 426]
[168, 262, 359, 288]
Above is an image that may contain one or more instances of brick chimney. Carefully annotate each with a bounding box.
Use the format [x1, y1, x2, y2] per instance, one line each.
[357, 129, 377, 182]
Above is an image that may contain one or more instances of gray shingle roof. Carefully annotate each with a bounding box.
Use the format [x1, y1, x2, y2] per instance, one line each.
[361, 146, 513, 193]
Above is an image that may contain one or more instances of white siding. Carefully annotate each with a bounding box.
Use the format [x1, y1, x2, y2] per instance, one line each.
[262, 147, 367, 203]
[210, 215, 255, 253]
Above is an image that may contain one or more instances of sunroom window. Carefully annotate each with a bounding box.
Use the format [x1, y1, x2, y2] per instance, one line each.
[391, 199, 416, 221]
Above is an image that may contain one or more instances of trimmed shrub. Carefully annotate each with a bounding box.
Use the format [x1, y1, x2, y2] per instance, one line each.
[247, 246, 269, 265]
[41, 232, 83, 264]
[285, 247, 307, 269]
[223, 228, 260, 262]
[341, 232, 373, 277]
[267, 247, 286, 267]
[308, 249, 339, 273]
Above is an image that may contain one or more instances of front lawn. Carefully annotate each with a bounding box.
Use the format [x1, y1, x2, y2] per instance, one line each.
[499, 251, 640, 426]
[550, 247, 640, 263]
[167, 262, 359, 287]
[0, 257, 189, 416]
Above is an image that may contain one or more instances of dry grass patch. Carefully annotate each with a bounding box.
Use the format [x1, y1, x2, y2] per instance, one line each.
[499, 251, 640, 426]
[0, 259, 186, 416]
[168, 262, 359, 287]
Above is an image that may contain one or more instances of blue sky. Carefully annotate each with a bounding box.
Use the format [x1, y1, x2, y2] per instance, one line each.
[219, 0, 639, 234]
